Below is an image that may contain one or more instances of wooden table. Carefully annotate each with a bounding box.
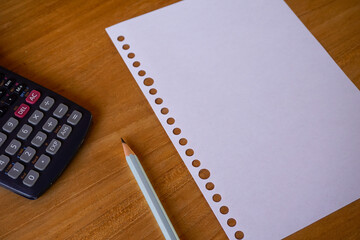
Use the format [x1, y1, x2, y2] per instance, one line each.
[0, 0, 359, 239]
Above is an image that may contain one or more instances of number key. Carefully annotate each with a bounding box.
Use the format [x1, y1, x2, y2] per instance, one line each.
[5, 139, 21, 155]
[7, 162, 24, 179]
[31, 131, 47, 147]
[20, 146, 36, 163]
[23, 170, 39, 187]
[17, 124, 33, 140]
[0, 155, 9, 171]
[3, 117, 19, 133]
[0, 132, 7, 147]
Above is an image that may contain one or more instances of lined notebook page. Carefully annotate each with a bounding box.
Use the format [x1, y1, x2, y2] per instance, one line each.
[106, 0, 360, 239]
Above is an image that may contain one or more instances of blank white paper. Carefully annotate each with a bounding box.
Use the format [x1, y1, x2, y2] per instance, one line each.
[106, 0, 360, 239]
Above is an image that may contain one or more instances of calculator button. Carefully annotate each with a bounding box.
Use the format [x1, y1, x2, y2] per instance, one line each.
[14, 84, 26, 94]
[7, 162, 24, 179]
[42, 117, 58, 132]
[46, 139, 61, 155]
[3, 117, 19, 133]
[0, 132, 7, 147]
[57, 124, 72, 140]
[5, 139, 21, 155]
[34, 154, 50, 171]
[14, 103, 30, 118]
[23, 170, 39, 187]
[4, 94, 17, 105]
[31, 131, 47, 147]
[20, 146, 36, 163]
[17, 124, 33, 140]
[39, 96, 54, 111]
[4, 79, 14, 88]
[0, 155, 9, 171]
[28, 110, 44, 125]
[26, 90, 41, 104]
[53, 103, 68, 118]
[67, 110, 82, 125]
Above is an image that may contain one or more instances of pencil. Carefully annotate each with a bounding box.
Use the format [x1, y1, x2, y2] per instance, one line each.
[121, 138, 179, 240]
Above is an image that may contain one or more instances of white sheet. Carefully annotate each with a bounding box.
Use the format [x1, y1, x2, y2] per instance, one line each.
[106, 0, 360, 239]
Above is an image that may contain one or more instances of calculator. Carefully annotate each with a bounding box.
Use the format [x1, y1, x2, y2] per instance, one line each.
[0, 66, 92, 199]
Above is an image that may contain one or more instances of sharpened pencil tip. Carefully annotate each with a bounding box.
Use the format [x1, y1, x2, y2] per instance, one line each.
[121, 138, 126, 143]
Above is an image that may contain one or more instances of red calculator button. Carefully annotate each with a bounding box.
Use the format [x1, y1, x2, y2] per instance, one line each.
[26, 90, 41, 104]
[15, 103, 30, 118]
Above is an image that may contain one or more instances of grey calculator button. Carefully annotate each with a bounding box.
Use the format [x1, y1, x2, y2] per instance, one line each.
[3, 117, 19, 133]
[57, 124, 72, 140]
[67, 110, 82, 125]
[53, 103, 68, 118]
[5, 139, 21, 155]
[42, 117, 58, 132]
[31, 131, 47, 147]
[17, 124, 33, 140]
[34, 154, 50, 171]
[46, 139, 61, 155]
[23, 170, 39, 187]
[0, 155, 10, 171]
[0, 132, 7, 147]
[8, 162, 24, 179]
[20, 146, 36, 163]
[39, 96, 55, 111]
[28, 110, 44, 125]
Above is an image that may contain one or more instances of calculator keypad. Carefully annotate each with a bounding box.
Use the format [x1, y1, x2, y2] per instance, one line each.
[0, 66, 91, 199]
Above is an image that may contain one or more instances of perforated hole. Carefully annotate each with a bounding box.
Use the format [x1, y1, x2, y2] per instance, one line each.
[138, 70, 146, 76]
[167, 118, 175, 125]
[161, 108, 169, 115]
[198, 169, 210, 179]
[227, 218, 236, 227]
[128, 53, 135, 59]
[235, 231, 244, 239]
[117, 36, 125, 41]
[149, 88, 157, 95]
[179, 138, 187, 145]
[220, 206, 229, 214]
[192, 159, 201, 167]
[173, 128, 181, 135]
[213, 194, 222, 202]
[185, 149, 194, 156]
[133, 61, 140, 67]
[155, 98, 163, 104]
[144, 78, 154, 86]
[206, 182, 214, 190]
[122, 44, 130, 50]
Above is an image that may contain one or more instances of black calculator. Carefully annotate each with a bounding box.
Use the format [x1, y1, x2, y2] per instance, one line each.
[0, 66, 91, 199]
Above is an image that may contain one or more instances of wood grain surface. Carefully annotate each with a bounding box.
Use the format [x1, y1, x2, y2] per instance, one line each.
[0, 0, 359, 239]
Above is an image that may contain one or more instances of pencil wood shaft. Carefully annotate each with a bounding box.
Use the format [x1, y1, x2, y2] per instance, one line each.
[124, 149, 179, 240]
